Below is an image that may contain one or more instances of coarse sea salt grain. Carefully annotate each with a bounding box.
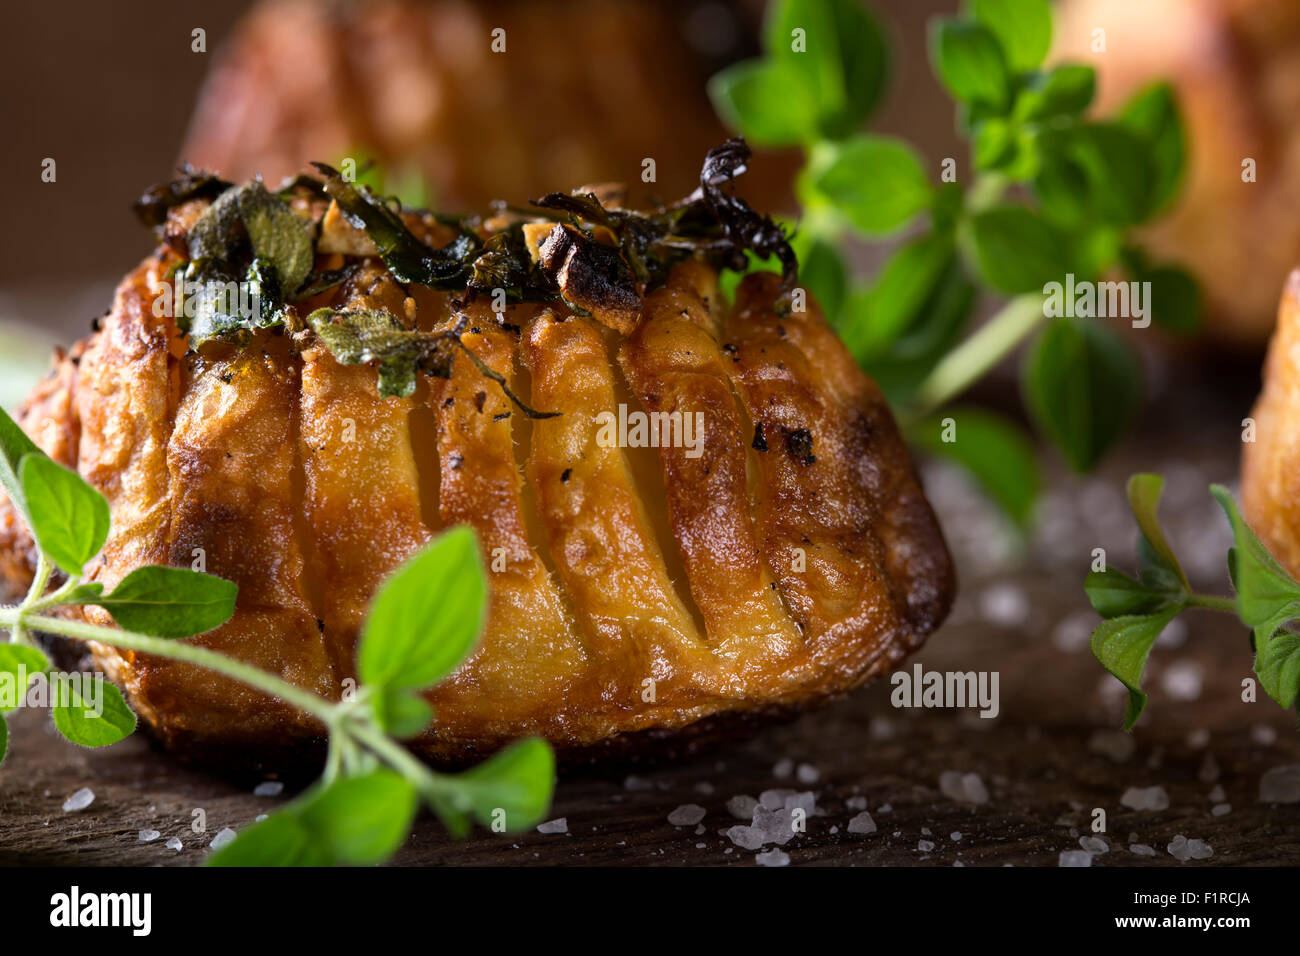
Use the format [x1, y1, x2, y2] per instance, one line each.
[1160, 661, 1203, 701]
[1088, 730, 1135, 763]
[210, 828, 237, 850]
[1211, 803, 1232, 817]
[1120, 786, 1169, 811]
[1079, 836, 1109, 854]
[1168, 835, 1213, 861]
[165, 837, 182, 851]
[846, 812, 876, 835]
[667, 804, 706, 827]
[1208, 784, 1226, 803]
[1059, 850, 1092, 867]
[727, 795, 759, 819]
[253, 781, 284, 797]
[1251, 724, 1278, 747]
[1259, 765, 1300, 804]
[138, 829, 160, 843]
[939, 771, 989, 805]
[845, 795, 868, 811]
[980, 584, 1029, 627]
[917, 840, 935, 852]
[755, 849, 789, 867]
[1129, 844, 1157, 857]
[772, 758, 794, 779]
[796, 763, 819, 785]
[951, 831, 963, 842]
[62, 788, 94, 812]
[759, 788, 797, 810]
[537, 818, 568, 835]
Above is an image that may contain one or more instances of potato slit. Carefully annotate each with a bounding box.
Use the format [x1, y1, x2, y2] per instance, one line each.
[407, 380, 444, 536]
[604, 328, 711, 643]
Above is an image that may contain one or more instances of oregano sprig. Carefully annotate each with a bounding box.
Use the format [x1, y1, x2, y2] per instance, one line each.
[0, 406, 556, 864]
[1085, 474, 1300, 730]
[710, 0, 1201, 524]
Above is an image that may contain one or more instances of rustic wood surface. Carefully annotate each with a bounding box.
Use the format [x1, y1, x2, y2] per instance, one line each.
[2, 356, 1298, 867]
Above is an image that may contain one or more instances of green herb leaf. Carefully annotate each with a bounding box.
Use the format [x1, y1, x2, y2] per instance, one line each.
[1211, 484, 1300, 628]
[966, 206, 1066, 293]
[789, 232, 848, 322]
[909, 406, 1040, 525]
[0, 406, 41, 528]
[708, 59, 817, 147]
[1090, 606, 1182, 730]
[0, 644, 48, 715]
[52, 680, 137, 748]
[1014, 64, 1096, 121]
[970, 0, 1052, 73]
[1126, 473, 1190, 592]
[1127, 259, 1201, 335]
[763, 0, 889, 139]
[930, 18, 1010, 111]
[19, 453, 109, 576]
[297, 769, 418, 865]
[839, 231, 954, 361]
[1021, 318, 1139, 471]
[207, 813, 324, 867]
[86, 566, 238, 638]
[1085, 567, 1176, 619]
[358, 525, 487, 693]
[803, 135, 932, 236]
[450, 737, 556, 831]
[1117, 83, 1186, 215]
[1254, 622, 1300, 710]
[1035, 123, 1155, 227]
[370, 688, 434, 739]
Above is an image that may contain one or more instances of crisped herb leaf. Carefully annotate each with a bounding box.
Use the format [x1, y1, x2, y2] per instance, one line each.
[133, 165, 231, 229]
[307, 307, 450, 399]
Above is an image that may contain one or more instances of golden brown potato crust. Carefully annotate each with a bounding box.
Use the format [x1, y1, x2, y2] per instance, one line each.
[1243, 270, 1300, 574]
[0, 246, 953, 763]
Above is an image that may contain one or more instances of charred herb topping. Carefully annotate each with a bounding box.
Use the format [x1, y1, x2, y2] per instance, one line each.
[134, 140, 795, 412]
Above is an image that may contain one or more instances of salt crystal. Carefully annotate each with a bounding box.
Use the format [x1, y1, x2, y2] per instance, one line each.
[1167, 835, 1191, 861]
[1129, 843, 1156, 856]
[950, 831, 963, 842]
[939, 771, 989, 805]
[1207, 784, 1226, 802]
[1120, 786, 1169, 811]
[845, 795, 868, 811]
[1251, 724, 1278, 746]
[694, 824, 704, 835]
[1198, 752, 1220, 784]
[694, 781, 715, 796]
[695, 842, 706, 849]
[759, 788, 796, 810]
[1188, 839, 1213, 859]
[869, 716, 896, 740]
[255, 814, 268, 822]
[165, 837, 182, 851]
[783, 791, 816, 815]
[755, 849, 789, 867]
[537, 818, 568, 834]
[772, 758, 794, 779]
[1079, 835, 1109, 854]
[61, 788, 94, 812]
[1059, 850, 1092, 867]
[253, 781, 284, 798]
[667, 804, 706, 827]
[917, 840, 935, 852]
[750, 806, 796, 845]
[1186, 729, 1210, 749]
[726, 825, 764, 850]
[1088, 730, 1135, 763]
[1160, 661, 1203, 701]
[1259, 765, 1300, 803]
[623, 775, 654, 791]
[829, 826, 839, 835]
[980, 584, 1028, 627]
[795, 763, 819, 785]
[877, 803, 893, 813]
[921, 827, 931, 836]
[1052, 612, 1096, 653]
[842, 811, 873, 832]
[847, 811, 876, 835]
[210, 827, 237, 850]
[138, 829, 160, 843]
[1211, 803, 1231, 817]
[1154, 617, 1187, 648]
[726, 794, 759, 819]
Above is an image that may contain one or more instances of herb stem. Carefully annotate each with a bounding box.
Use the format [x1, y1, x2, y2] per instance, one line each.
[348, 720, 454, 805]
[0, 607, 337, 724]
[21, 555, 54, 610]
[906, 292, 1046, 421]
[1186, 593, 1238, 614]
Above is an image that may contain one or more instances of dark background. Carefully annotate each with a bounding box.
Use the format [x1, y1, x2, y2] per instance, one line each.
[0, 0, 956, 337]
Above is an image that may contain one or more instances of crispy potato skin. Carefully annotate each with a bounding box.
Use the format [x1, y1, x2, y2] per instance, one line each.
[0, 248, 954, 763]
[1243, 271, 1300, 574]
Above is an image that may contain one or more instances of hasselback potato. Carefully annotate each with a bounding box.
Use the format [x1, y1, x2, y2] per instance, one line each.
[0, 144, 953, 763]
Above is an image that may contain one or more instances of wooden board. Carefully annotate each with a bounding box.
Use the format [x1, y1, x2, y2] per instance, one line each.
[2, 360, 1298, 867]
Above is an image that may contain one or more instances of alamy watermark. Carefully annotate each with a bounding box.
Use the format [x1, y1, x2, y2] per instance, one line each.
[1043, 274, 1152, 328]
[595, 404, 705, 459]
[0, 668, 105, 717]
[890, 663, 999, 718]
